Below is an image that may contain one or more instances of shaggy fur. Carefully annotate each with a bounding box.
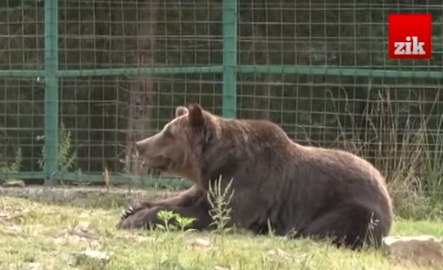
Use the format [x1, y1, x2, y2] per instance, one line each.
[117, 104, 393, 250]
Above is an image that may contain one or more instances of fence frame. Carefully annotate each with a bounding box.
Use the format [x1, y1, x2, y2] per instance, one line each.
[0, 0, 442, 186]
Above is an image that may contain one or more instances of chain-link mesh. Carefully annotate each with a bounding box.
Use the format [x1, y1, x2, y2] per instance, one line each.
[0, 2, 44, 176]
[56, 0, 225, 179]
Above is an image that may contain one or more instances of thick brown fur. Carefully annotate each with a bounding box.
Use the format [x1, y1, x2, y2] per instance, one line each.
[117, 104, 394, 250]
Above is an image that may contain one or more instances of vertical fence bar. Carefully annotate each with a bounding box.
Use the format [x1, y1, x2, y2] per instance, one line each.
[43, 0, 59, 185]
[222, 0, 238, 118]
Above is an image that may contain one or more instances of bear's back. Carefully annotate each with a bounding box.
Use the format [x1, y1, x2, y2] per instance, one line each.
[294, 145, 391, 204]
[215, 117, 392, 229]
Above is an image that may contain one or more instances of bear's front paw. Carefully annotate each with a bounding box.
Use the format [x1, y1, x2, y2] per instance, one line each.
[119, 200, 152, 221]
[120, 205, 136, 220]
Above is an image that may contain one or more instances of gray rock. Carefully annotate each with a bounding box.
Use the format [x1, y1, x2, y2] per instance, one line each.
[382, 235, 443, 266]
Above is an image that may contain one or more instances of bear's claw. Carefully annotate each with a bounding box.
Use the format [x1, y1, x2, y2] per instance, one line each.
[120, 206, 135, 220]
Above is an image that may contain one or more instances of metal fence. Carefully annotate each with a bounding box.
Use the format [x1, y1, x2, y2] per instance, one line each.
[0, 0, 442, 188]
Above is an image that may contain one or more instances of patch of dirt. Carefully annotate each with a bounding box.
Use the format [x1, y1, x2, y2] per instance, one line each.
[0, 185, 182, 208]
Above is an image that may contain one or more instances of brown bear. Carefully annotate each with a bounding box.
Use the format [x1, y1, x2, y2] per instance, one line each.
[117, 103, 393, 250]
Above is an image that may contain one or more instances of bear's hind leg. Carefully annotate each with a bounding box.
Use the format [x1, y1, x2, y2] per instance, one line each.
[117, 203, 213, 231]
[294, 203, 389, 250]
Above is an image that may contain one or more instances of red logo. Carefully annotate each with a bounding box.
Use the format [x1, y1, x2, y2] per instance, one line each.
[388, 14, 432, 59]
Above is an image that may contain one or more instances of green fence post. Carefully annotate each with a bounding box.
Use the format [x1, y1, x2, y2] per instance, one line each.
[43, 0, 59, 185]
[222, 0, 238, 118]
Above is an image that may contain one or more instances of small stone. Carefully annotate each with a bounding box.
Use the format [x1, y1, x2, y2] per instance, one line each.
[267, 248, 289, 257]
[69, 221, 100, 240]
[75, 250, 110, 265]
[382, 235, 443, 266]
[24, 262, 43, 270]
[74, 221, 92, 232]
[190, 238, 212, 248]
[214, 266, 231, 270]
[1, 225, 22, 235]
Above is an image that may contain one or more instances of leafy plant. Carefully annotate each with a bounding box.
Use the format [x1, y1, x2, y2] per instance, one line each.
[207, 176, 235, 234]
[0, 147, 23, 183]
[156, 210, 197, 232]
[38, 123, 77, 172]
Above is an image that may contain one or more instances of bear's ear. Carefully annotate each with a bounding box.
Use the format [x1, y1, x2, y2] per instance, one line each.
[188, 103, 205, 127]
[175, 106, 189, 118]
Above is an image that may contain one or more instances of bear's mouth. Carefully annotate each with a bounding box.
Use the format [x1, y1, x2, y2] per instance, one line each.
[140, 157, 173, 173]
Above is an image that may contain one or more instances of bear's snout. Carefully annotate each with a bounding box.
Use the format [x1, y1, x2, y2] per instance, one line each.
[135, 140, 147, 156]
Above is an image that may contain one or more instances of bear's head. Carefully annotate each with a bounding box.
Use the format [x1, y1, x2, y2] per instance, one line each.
[135, 103, 214, 182]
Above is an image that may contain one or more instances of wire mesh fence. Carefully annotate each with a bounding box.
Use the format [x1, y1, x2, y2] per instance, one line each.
[0, 0, 442, 194]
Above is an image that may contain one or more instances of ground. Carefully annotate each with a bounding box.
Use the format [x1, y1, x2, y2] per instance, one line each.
[0, 187, 442, 270]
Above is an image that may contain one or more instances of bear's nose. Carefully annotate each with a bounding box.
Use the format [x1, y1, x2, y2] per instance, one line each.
[135, 141, 144, 155]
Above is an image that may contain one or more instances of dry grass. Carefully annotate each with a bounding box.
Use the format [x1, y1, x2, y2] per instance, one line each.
[0, 188, 442, 270]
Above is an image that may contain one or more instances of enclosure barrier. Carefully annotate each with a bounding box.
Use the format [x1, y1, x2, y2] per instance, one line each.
[0, 0, 442, 187]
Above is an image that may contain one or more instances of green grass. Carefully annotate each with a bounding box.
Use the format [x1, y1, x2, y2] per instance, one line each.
[0, 189, 442, 270]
